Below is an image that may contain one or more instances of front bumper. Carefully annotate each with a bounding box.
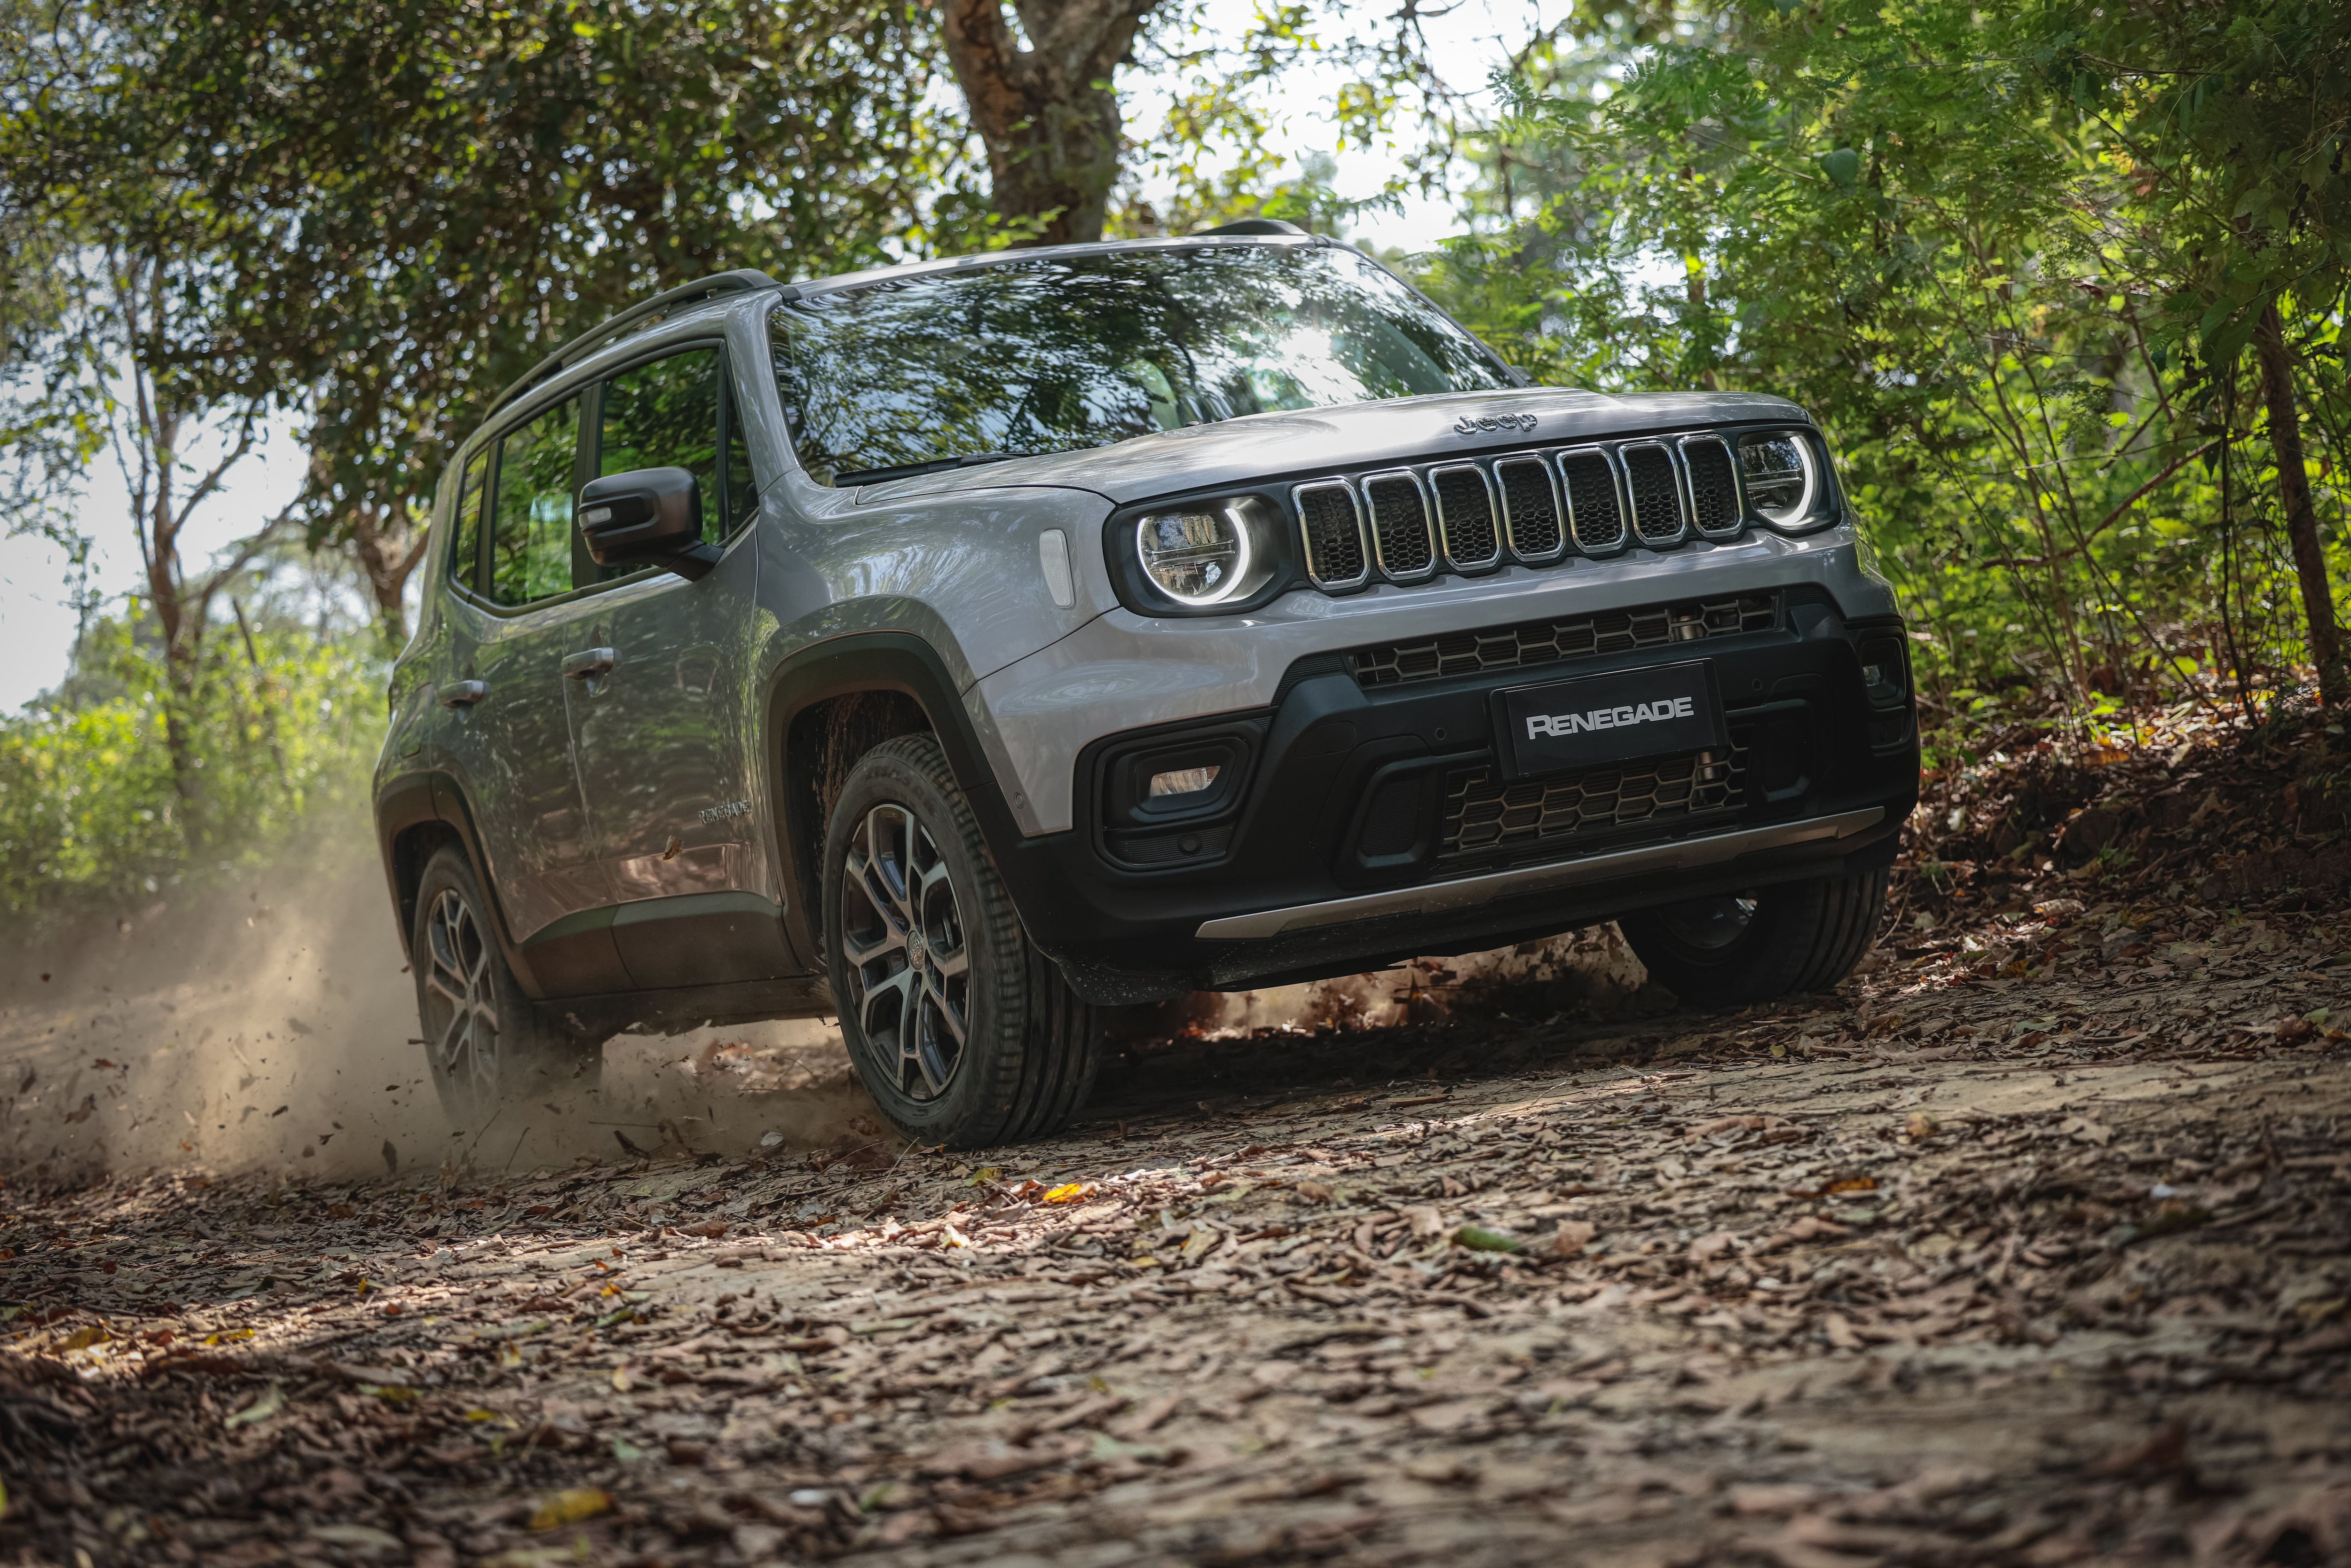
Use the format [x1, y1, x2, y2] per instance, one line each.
[986, 582, 1919, 1002]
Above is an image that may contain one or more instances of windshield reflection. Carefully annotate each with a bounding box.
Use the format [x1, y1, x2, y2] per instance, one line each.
[772, 244, 1512, 485]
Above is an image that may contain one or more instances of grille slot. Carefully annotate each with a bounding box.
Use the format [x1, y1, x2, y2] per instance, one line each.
[1351, 592, 1778, 687]
[1364, 472, 1436, 579]
[1294, 481, 1366, 587]
[1622, 444, 1686, 542]
[1559, 449, 1625, 552]
[1441, 744, 1746, 858]
[1682, 437, 1741, 536]
[1494, 456, 1563, 559]
[1430, 465, 1500, 569]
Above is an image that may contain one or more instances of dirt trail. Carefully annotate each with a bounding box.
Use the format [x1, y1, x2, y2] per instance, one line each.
[1, 882, 2345, 1567]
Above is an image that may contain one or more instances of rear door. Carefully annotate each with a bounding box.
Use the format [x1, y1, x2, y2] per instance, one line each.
[564, 343, 788, 986]
[436, 391, 623, 992]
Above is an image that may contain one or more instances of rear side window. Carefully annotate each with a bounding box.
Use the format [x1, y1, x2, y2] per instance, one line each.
[489, 396, 583, 606]
[447, 448, 489, 594]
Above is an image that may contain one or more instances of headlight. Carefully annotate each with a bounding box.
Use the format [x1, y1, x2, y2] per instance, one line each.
[1738, 431, 1824, 530]
[1132, 497, 1277, 608]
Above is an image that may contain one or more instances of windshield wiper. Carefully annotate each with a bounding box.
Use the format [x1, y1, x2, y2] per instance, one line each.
[834, 451, 1030, 486]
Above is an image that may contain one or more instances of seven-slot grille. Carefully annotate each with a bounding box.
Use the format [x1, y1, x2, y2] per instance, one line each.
[1352, 591, 1779, 687]
[1440, 743, 1747, 859]
[1291, 431, 1772, 590]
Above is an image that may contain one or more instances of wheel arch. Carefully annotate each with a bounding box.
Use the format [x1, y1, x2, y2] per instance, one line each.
[375, 769, 549, 995]
[760, 632, 1036, 970]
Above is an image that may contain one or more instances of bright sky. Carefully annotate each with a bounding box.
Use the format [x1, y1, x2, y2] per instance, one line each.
[0, 0, 1562, 711]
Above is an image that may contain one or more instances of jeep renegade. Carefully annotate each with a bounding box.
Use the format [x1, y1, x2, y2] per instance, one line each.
[375, 225, 1918, 1146]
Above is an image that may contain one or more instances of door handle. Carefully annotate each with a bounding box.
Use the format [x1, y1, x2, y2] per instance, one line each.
[561, 648, 617, 680]
[439, 680, 488, 708]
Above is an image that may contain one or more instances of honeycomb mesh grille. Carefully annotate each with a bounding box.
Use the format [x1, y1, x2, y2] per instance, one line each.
[1623, 446, 1685, 540]
[1683, 439, 1740, 534]
[1351, 592, 1779, 687]
[1560, 451, 1625, 552]
[1495, 457, 1562, 558]
[1431, 467, 1499, 566]
[1297, 483, 1364, 584]
[1440, 744, 1747, 858]
[1365, 475, 1434, 576]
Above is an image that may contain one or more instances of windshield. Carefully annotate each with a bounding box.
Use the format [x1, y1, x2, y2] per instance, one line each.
[771, 243, 1513, 484]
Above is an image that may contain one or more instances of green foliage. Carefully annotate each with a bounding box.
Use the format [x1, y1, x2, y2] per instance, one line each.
[0, 615, 382, 917]
[1407, 0, 2351, 750]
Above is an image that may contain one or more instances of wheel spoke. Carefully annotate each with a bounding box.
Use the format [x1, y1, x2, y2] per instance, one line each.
[859, 963, 916, 1048]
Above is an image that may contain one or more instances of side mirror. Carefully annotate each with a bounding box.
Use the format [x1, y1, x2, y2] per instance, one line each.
[577, 467, 722, 581]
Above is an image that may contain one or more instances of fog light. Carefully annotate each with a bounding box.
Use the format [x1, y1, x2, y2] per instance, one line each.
[1150, 765, 1220, 797]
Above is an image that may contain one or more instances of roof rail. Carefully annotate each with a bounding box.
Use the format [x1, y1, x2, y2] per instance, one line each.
[1196, 217, 1306, 236]
[485, 268, 783, 418]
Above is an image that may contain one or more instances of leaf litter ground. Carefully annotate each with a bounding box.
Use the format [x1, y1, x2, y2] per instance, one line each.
[2, 724, 2349, 1568]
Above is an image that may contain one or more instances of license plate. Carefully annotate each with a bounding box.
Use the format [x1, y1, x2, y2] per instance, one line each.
[1494, 661, 1727, 778]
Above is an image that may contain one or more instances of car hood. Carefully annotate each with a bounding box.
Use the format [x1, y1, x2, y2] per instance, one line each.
[856, 386, 1811, 508]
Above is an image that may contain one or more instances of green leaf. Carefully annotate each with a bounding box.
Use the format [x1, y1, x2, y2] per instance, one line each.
[1451, 1225, 1523, 1253]
[1817, 148, 1861, 192]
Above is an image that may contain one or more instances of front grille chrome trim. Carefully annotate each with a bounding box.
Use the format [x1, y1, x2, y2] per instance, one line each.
[1678, 434, 1744, 540]
[1292, 480, 1370, 590]
[1618, 440, 1691, 546]
[1556, 445, 1629, 556]
[1492, 455, 1568, 563]
[1361, 468, 1439, 583]
[1428, 462, 1503, 572]
[1196, 806, 1886, 940]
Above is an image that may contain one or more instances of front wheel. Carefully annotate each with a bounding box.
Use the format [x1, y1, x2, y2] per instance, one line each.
[410, 845, 597, 1127]
[1619, 866, 1889, 1009]
[821, 734, 1098, 1148]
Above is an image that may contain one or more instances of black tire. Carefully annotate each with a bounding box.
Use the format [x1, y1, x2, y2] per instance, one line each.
[410, 845, 598, 1127]
[1619, 866, 1889, 1009]
[821, 733, 1098, 1148]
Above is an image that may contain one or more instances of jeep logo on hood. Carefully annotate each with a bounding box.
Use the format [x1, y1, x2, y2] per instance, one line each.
[1454, 411, 1539, 436]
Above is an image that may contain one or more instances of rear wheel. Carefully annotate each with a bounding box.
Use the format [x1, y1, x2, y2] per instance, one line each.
[1620, 867, 1888, 1008]
[411, 845, 596, 1127]
[822, 734, 1098, 1148]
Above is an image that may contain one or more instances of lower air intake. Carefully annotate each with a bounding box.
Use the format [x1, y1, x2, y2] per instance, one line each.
[1441, 745, 1747, 858]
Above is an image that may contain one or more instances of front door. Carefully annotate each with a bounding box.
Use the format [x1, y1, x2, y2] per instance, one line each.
[436, 390, 620, 993]
[564, 345, 790, 986]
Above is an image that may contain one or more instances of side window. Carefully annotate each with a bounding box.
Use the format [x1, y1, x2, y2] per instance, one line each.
[597, 348, 728, 555]
[489, 396, 583, 607]
[447, 447, 489, 595]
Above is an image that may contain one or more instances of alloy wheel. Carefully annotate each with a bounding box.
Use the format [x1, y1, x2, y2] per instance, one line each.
[840, 802, 970, 1100]
[422, 887, 501, 1104]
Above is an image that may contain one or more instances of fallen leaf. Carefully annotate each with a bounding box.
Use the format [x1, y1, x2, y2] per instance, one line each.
[224, 1383, 284, 1429]
[1042, 1182, 1088, 1203]
[526, 1487, 613, 1530]
[1452, 1225, 1522, 1253]
[1549, 1220, 1596, 1256]
[1295, 1181, 1336, 1204]
[1688, 1230, 1737, 1262]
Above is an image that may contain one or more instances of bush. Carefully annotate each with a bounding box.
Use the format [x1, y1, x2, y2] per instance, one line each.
[0, 615, 384, 917]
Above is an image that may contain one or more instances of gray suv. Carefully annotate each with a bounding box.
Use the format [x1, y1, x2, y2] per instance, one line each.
[374, 226, 1917, 1147]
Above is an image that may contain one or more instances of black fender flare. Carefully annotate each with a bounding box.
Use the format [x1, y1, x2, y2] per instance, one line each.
[374, 767, 557, 999]
[759, 631, 1049, 972]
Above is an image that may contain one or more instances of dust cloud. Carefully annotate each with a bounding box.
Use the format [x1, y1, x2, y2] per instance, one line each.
[0, 802, 875, 1185]
[0, 800, 1657, 1186]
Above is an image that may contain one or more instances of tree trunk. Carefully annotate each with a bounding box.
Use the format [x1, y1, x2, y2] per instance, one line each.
[938, 0, 1159, 245]
[2254, 301, 2347, 704]
[348, 501, 424, 645]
